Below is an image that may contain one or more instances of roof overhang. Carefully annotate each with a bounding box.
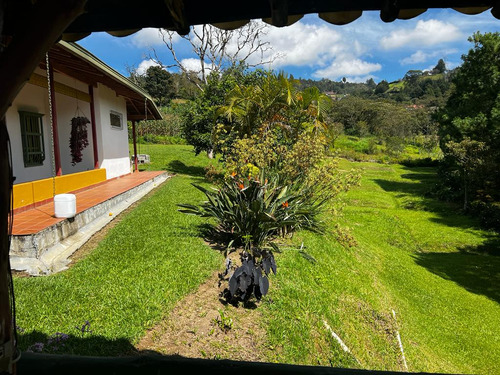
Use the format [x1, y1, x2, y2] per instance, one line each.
[58, 0, 500, 40]
[47, 41, 161, 121]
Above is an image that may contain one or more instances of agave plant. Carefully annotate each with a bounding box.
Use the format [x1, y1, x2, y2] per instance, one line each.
[178, 170, 326, 302]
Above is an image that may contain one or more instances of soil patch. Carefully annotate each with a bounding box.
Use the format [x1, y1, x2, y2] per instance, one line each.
[136, 270, 270, 362]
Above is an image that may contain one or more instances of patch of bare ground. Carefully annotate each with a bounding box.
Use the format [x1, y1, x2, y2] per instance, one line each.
[136, 268, 271, 362]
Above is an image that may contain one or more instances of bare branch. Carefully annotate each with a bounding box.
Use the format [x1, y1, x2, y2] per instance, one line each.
[149, 21, 282, 89]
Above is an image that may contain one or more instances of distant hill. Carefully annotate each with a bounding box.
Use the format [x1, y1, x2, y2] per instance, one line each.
[297, 67, 454, 107]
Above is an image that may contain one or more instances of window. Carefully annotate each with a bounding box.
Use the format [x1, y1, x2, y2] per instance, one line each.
[19, 111, 45, 167]
[110, 110, 123, 129]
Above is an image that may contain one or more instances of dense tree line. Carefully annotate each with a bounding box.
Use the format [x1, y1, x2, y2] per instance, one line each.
[436, 32, 500, 228]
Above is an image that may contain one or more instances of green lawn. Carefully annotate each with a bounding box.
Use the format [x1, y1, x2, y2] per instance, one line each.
[263, 160, 500, 373]
[14, 145, 221, 355]
[14, 145, 500, 373]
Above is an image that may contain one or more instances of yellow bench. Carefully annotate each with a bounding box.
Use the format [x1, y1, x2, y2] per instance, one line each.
[13, 169, 107, 210]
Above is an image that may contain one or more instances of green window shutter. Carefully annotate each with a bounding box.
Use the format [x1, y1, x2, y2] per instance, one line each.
[19, 111, 45, 167]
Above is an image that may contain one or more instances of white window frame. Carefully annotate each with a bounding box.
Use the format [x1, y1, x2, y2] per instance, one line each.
[110, 110, 123, 130]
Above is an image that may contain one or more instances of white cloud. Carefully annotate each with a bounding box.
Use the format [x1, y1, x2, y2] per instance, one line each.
[380, 19, 461, 50]
[179, 58, 202, 72]
[136, 59, 160, 75]
[345, 75, 379, 84]
[131, 28, 180, 48]
[400, 50, 428, 65]
[262, 22, 344, 67]
[242, 20, 382, 80]
[179, 58, 216, 76]
[190, 21, 345, 69]
[400, 48, 459, 65]
[313, 57, 381, 80]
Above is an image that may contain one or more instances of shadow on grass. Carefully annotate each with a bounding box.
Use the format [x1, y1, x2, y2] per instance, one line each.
[373, 166, 485, 231]
[414, 242, 500, 303]
[166, 160, 206, 177]
[17, 330, 139, 357]
[17, 349, 415, 375]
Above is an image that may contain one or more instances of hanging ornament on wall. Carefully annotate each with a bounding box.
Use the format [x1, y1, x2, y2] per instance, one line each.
[70, 116, 90, 165]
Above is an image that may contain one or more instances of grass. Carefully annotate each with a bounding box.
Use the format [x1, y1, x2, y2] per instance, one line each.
[14, 144, 500, 373]
[262, 160, 500, 373]
[131, 143, 217, 177]
[14, 145, 221, 355]
[334, 135, 441, 164]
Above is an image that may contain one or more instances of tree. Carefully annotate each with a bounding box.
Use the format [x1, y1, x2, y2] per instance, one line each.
[142, 66, 174, 106]
[366, 78, 376, 90]
[171, 71, 201, 100]
[445, 138, 488, 210]
[438, 32, 500, 206]
[403, 70, 423, 81]
[181, 66, 263, 157]
[375, 80, 389, 94]
[433, 58, 447, 74]
[150, 21, 275, 89]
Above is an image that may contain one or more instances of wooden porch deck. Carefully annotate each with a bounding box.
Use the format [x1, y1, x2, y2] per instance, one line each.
[11, 171, 166, 236]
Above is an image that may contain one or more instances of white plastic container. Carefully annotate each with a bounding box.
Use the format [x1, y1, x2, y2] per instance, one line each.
[54, 194, 77, 218]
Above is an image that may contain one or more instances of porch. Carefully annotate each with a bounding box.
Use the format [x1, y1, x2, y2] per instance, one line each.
[10, 170, 169, 275]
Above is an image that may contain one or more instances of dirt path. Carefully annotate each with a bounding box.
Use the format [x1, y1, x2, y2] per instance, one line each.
[67, 179, 272, 361]
[136, 270, 272, 362]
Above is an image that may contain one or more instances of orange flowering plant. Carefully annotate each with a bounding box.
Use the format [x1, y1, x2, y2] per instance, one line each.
[178, 169, 327, 303]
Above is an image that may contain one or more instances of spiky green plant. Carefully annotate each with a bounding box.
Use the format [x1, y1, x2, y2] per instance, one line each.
[178, 170, 328, 302]
[178, 170, 326, 250]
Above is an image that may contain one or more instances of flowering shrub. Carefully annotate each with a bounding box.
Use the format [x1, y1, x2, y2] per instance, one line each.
[178, 170, 328, 302]
[180, 73, 361, 303]
[179, 171, 325, 248]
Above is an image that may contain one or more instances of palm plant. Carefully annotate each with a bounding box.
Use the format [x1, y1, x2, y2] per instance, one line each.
[217, 72, 300, 138]
[298, 86, 332, 136]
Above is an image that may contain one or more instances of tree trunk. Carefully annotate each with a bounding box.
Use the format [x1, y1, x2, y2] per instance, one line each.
[463, 173, 468, 211]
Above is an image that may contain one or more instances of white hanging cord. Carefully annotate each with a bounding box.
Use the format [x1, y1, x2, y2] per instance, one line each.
[45, 52, 57, 197]
[73, 78, 88, 119]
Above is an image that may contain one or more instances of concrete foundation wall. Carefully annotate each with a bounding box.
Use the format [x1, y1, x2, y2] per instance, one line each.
[10, 173, 168, 273]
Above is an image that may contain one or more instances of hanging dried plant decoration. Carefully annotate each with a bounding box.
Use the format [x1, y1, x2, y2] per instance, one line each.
[70, 116, 90, 165]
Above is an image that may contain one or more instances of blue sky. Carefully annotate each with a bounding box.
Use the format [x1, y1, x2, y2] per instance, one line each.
[78, 9, 499, 84]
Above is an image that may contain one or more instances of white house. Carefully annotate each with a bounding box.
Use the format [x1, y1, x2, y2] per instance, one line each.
[5, 41, 161, 210]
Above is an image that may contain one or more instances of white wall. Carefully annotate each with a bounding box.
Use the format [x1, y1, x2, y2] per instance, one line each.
[6, 69, 97, 184]
[94, 83, 131, 179]
[7, 70, 131, 184]
[6, 83, 54, 184]
[54, 88, 95, 175]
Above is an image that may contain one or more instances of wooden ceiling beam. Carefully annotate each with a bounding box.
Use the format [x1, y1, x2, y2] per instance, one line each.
[126, 97, 141, 114]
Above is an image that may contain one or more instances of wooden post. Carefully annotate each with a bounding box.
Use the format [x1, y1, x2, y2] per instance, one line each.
[132, 120, 138, 172]
[0, 118, 13, 374]
[0, 2, 87, 373]
[47, 59, 62, 176]
[89, 85, 99, 169]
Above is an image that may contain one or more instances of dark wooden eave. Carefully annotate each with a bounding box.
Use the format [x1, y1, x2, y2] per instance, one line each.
[62, 0, 499, 36]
